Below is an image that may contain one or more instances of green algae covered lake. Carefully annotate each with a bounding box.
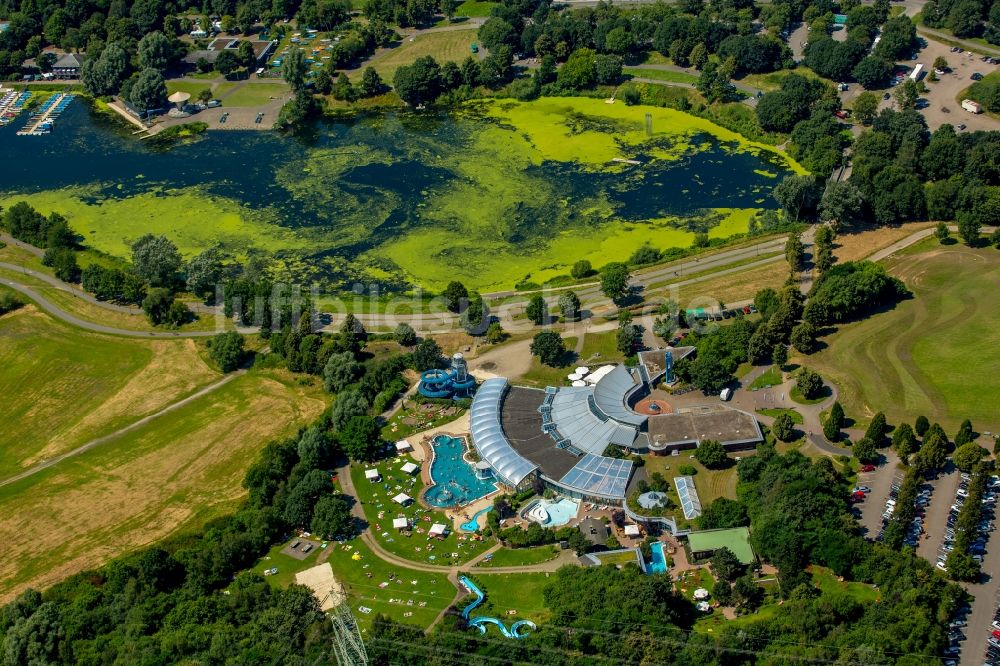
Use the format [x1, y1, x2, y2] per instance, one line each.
[0, 97, 805, 293]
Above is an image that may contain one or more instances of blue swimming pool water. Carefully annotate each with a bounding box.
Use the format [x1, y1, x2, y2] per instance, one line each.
[424, 435, 497, 508]
[461, 506, 493, 532]
[526, 498, 580, 527]
[648, 542, 668, 574]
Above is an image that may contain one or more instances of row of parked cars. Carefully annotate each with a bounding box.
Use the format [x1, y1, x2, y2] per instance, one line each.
[876, 474, 931, 543]
[936, 473, 997, 574]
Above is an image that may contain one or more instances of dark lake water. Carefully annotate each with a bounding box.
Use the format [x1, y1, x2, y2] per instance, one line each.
[0, 100, 794, 292]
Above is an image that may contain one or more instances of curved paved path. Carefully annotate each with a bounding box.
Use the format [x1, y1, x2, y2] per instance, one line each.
[0, 371, 245, 488]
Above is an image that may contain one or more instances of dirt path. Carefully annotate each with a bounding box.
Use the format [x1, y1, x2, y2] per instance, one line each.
[0, 370, 244, 488]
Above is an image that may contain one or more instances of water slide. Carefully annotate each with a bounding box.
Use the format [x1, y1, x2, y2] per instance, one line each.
[458, 576, 537, 639]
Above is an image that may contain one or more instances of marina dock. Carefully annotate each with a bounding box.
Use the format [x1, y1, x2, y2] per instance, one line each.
[17, 92, 74, 136]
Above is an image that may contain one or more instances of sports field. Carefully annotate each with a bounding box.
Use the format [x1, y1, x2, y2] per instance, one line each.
[0, 306, 220, 478]
[0, 306, 327, 599]
[806, 244, 1000, 432]
[371, 29, 479, 82]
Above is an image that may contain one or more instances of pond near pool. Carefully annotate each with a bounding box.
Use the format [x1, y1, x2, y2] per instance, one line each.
[0, 97, 803, 293]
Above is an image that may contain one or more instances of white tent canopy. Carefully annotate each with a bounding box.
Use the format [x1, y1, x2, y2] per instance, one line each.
[392, 517, 409, 529]
[401, 462, 419, 474]
[393, 493, 412, 505]
[364, 468, 380, 481]
[429, 523, 448, 537]
[584, 365, 616, 385]
[395, 440, 413, 452]
[576, 366, 590, 376]
[624, 524, 641, 537]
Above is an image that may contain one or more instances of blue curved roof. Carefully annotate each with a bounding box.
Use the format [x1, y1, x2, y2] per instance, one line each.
[469, 378, 537, 487]
[591, 365, 646, 426]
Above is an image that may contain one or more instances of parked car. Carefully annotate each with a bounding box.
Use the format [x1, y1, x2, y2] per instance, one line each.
[860, 464, 876, 472]
[972, 72, 984, 80]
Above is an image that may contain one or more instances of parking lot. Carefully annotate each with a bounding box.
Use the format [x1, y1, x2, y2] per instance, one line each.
[855, 452, 901, 537]
[841, 35, 999, 132]
[918, 468, 962, 562]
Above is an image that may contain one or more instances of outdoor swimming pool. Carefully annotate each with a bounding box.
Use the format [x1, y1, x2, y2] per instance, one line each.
[424, 435, 497, 508]
[648, 542, 668, 574]
[525, 498, 580, 527]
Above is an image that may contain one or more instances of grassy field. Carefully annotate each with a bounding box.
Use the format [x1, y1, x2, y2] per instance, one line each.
[739, 67, 833, 93]
[804, 244, 1000, 432]
[0, 305, 223, 478]
[0, 357, 327, 600]
[249, 540, 455, 632]
[624, 68, 699, 85]
[643, 455, 740, 508]
[453, 0, 497, 16]
[469, 572, 553, 624]
[214, 81, 291, 106]
[961, 71, 1000, 120]
[748, 366, 782, 390]
[372, 30, 479, 82]
[478, 545, 559, 567]
[349, 462, 494, 566]
[166, 80, 217, 98]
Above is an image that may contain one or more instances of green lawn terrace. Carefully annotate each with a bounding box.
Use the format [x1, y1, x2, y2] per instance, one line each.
[0, 97, 807, 295]
[247, 539, 454, 632]
[348, 461, 493, 566]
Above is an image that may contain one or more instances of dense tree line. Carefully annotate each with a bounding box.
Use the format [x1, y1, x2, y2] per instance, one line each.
[921, 0, 1000, 43]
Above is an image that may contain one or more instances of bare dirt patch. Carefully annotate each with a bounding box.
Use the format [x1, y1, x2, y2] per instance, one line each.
[833, 222, 934, 264]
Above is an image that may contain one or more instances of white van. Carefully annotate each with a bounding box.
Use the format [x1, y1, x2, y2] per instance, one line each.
[719, 388, 733, 401]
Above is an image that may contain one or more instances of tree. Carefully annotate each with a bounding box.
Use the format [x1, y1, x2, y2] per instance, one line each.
[853, 436, 878, 463]
[460, 291, 488, 334]
[206, 331, 245, 372]
[559, 291, 581, 322]
[957, 215, 981, 246]
[694, 439, 729, 469]
[531, 330, 565, 366]
[571, 260, 592, 280]
[914, 428, 948, 473]
[852, 56, 891, 89]
[283, 468, 334, 526]
[819, 181, 864, 227]
[933, 56, 949, 72]
[412, 338, 442, 370]
[557, 48, 597, 89]
[138, 31, 175, 71]
[782, 233, 805, 276]
[852, 91, 879, 126]
[772, 412, 795, 442]
[893, 78, 919, 110]
[3, 603, 66, 666]
[617, 323, 642, 355]
[359, 66, 384, 97]
[698, 497, 749, 529]
[689, 43, 708, 70]
[711, 547, 744, 582]
[687, 353, 732, 393]
[122, 68, 168, 112]
[772, 344, 789, 368]
[214, 49, 242, 77]
[824, 401, 844, 441]
[526, 294, 547, 325]
[796, 368, 823, 399]
[865, 412, 888, 446]
[297, 426, 333, 470]
[891, 423, 917, 461]
[394, 55, 442, 106]
[600, 262, 630, 304]
[442, 281, 467, 312]
[935, 221, 951, 243]
[698, 58, 736, 103]
[338, 415, 381, 461]
[485, 322, 506, 344]
[131, 234, 181, 287]
[790, 321, 817, 354]
[82, 43, 129, 97]
[915, 415, 930, 437]
[955, 419, 975, 447]
[774, 176, 819, 222]
[282, 47, 308, 90]
[323, 351, 361, 392]
[953, 442, 987, 471]
[185, 247, 224, 298]
[311, 493, 356, 542]
[44, 247, 80, 283]
[142, 287, 175, 325]
[393, 323, 417, 346]
[331, 389, 370, 430]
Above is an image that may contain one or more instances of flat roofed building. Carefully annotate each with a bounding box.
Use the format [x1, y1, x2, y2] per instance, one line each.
[648, 405, 763, 453]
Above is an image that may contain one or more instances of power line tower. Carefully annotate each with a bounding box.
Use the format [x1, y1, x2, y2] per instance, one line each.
[327, 594, 368, 666]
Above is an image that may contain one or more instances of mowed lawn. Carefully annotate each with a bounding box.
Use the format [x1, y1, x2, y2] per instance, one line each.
[806, 244, 1000, 432]
[214, 81, 291, 106]
[372, 29, 479, 82]
[0, 366, 327, 601]
[624, 67, 699, 85]
[0, 305, 221, 478]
